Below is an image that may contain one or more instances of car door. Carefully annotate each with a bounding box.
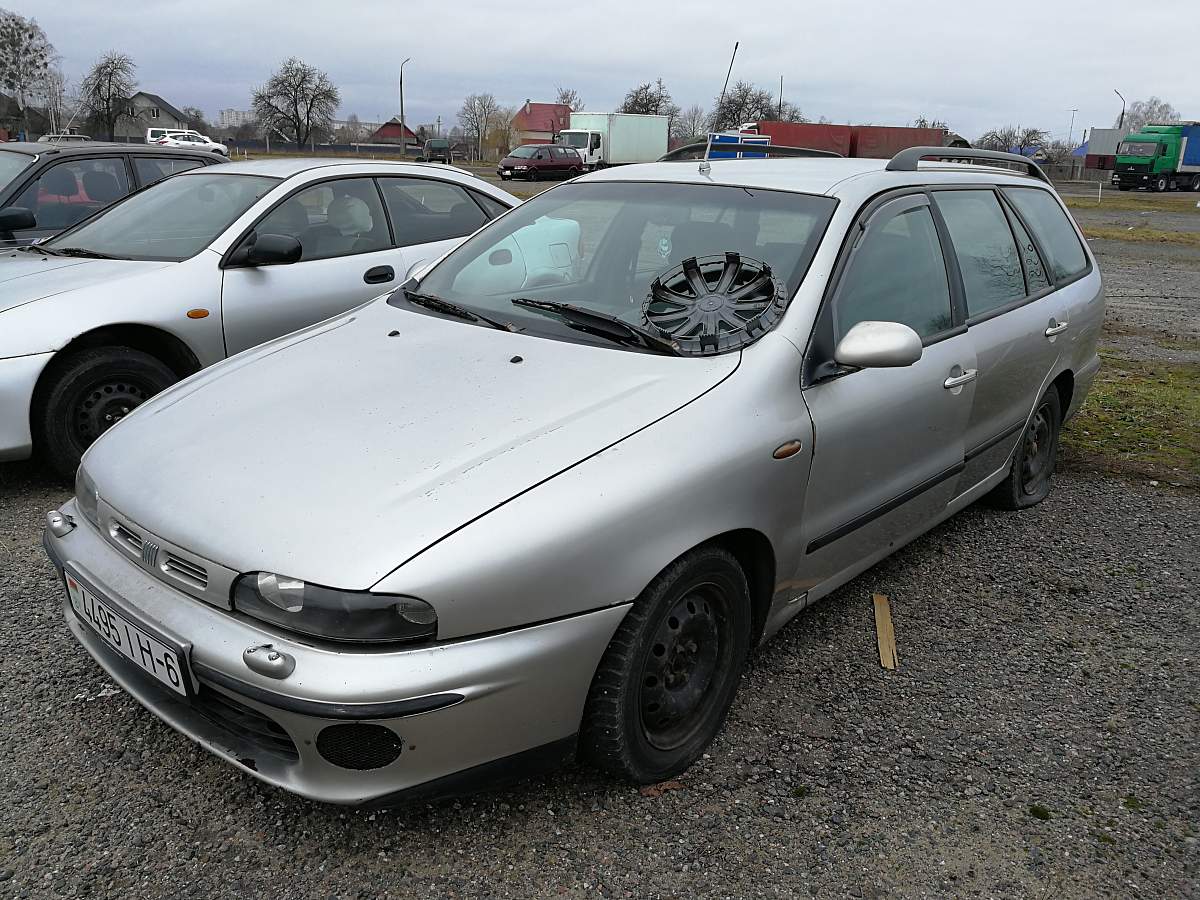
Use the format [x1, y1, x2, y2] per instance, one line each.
[220, 176, 405, 355]
[796, 192, 977, 590]
[376, 175, 492, 270]
[2, 156, 132, 246]
[931, 187, 1070, 489]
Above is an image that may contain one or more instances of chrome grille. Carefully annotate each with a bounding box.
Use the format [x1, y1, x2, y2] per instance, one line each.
[162, 553, 208, 590]
[141, 539, 160, 567]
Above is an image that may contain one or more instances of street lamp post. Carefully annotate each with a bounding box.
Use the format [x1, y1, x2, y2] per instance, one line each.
[399, 57, 412, 151]
[1114, 89, 1126, 131]
[1067, 108, 1078, 147]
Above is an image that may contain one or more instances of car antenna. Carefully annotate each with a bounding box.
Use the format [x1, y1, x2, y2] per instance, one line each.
[701, 41, 739, 176]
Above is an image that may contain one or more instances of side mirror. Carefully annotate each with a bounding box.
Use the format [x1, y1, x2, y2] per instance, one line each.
[0, 207, 37, 232]
[227, 231, 302, 267]
[834, 320, 923, 369]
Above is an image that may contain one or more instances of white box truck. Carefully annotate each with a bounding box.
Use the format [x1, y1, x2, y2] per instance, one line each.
[558, 112, 669, 170]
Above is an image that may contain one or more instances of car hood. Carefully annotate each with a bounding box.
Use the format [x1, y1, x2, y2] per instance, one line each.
[0, 254, 172, 316]
[85, 301, 739, 590]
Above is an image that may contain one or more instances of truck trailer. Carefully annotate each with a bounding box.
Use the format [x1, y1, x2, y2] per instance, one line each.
[1111, 122, 1200, 192]
[559, 113, 669, 170]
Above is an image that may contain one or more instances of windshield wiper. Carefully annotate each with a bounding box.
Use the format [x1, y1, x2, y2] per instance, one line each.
[402, 289, 519, 332]
[50, 247, 130, 260]
[17, 244, 65, 256]
[510, 298, 681, 356]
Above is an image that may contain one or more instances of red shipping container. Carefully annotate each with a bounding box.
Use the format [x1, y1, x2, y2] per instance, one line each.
[751, 122, 853, 157]
[850, 126, 944, 159]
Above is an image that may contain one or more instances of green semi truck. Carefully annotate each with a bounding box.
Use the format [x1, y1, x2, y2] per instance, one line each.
[1111, 122, 1200, 192]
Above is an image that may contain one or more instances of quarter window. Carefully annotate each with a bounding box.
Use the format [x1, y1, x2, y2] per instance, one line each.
[378, 177, 487, 246]
[933, 190, 1025, 318]
[255, 178, 390, 261]
[10, 157, 130, 232]
[470, 190, 510, 220]
[1003, 187, 1087, 281]
[1004, 205, 1050, 293]
[835, 204, 953, 340]
[134, 156, 204, 186]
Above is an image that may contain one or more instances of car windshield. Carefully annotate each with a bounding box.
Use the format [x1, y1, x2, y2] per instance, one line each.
[508, 147, 538, 159]
[562, 133, 589, 149]
[45, 172, 279, 262]
[405, 181, 837, 353]
[1118, 141, 1160, 156]
[0, 149, 33, 189]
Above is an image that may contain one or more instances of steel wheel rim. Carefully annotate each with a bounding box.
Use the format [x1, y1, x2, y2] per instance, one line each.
[639, 583, 728, 751]
[71, 376, 153, 445]
[1020, 403, 1054, 496]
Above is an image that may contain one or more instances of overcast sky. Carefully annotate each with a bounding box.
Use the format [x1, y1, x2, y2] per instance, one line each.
[8, 0, 1197, 140]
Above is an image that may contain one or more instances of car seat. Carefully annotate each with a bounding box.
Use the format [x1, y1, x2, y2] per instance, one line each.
[300, 195, 380, 259]
[32, 167, 82, 230]
[82, 171, 124, 204]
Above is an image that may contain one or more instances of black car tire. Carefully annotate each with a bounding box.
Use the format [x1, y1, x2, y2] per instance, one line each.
[1155, 176, 1169, 192]
[527, 169, 539, 182]
[1191, 175, 1200, 192]
[580, 546, 751, 784]
[33, 347, 177, 479]
[985, 386, 1062, 511]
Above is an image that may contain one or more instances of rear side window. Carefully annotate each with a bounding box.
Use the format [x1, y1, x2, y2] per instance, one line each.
[933, 190, 1025, 319]
[835, 205, 953, 340]
[1004, 206, 1050, 293]
[1003, 188, 1087, 281]
[134, 156, 204, 186]
[379, 177, 487, 246]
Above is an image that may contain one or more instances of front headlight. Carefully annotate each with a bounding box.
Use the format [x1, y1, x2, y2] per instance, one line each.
[74, 467, 100, 528]
[231, 572, 437, 643]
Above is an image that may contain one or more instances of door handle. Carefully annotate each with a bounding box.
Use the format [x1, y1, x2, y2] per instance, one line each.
[364, 265, 395, 285]
[943, 368, 978, 390]
[1044, 320, 1069, 337]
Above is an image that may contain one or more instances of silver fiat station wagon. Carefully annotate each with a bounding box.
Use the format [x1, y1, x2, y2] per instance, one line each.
[44, 147, 1102, 805]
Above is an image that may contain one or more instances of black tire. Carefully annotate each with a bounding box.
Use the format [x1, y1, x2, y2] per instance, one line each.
[569, 167, 582, 178]
[33, 347, 177, 478]
[527, 168, 539, 182]
[580, 546, 752, 784]
[1191, 175, 1200, 192]
[986, 386, 1062, 510]
[1155, 175, 1169, 192]
[499, 174, 510, 181]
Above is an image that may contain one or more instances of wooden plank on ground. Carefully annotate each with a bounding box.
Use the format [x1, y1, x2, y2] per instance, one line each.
[873, 593, 898, 670]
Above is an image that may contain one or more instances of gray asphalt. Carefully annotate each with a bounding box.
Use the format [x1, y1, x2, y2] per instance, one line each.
[2, 459, 1196, 899]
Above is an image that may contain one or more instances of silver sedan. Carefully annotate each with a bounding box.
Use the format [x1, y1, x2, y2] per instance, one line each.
[44, 149, 1102, 804]
[0, 158, 518, 475]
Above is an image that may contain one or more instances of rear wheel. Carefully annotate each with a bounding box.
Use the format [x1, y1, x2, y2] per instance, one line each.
[986, 387, 1062, 510]
[569, 166, 582, 178]
[1155, 175, 1169, 192]
[580, 546, 751, 783]
[33, 347, 177, 478]
[1191, 175, 1200, 192]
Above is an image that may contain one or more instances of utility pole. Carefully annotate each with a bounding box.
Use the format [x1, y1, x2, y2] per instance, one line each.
[436, 115, 441, 137]
[1114, 89, 1126, 131]
[779, 75, 783, 119]
[399, 57, 411, 150]
[1067, 108, 1078, 147]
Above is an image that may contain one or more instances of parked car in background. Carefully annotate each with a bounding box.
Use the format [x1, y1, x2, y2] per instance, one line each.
[498, 144, 583, 181]
[153, 132, 229, 156]
[0, 158, 517, 474]
[420, 139, 451, 163]
[0, 141, 221, 248]
[43, 147, 1101, 804]
[146, 128, 202, 143]
[41, 133, 93, 143]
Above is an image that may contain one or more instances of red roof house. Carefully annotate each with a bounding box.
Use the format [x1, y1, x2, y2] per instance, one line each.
[369, 117, 419, 146]
[510, 101, 572, 144]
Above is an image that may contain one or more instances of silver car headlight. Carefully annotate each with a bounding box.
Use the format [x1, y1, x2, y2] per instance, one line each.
[231, 572, 437, 643]
[74, 467, 100, 529]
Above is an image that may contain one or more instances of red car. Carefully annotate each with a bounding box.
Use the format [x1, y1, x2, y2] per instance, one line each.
[497, 144, 583, 181]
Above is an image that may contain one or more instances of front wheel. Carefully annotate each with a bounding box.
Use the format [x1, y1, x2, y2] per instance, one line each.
[527, 169, 539, 182]
[1155, 175, 1169, 192]
[985, 387, 1062, 510]
[33, 347, 177, 478]
[580, 546, 751, 784]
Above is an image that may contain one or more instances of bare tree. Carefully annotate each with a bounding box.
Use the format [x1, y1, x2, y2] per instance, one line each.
[677, 103, 707, 142]
[1117, 97, 1179, 133]
[911, 115, 950, 131]
[555, 85, 584, 112]
[709, 80, 805, 131]
[1041, 140, 1074, 165]
[976, 125, 1048, 156]
[0, 9, 54, 133]
[457, 92, 501, 161]
[180, 105, 210, 133]
[252, 58, 340, 147]
[79, 51, 136, 141]
[618, 78, 681, 137]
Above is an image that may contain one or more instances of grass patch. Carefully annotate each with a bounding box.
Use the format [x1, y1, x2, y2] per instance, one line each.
[1065, 195, 1200, 214]
[1061, 354, 1200, 485]
[1080, 225, 1200, 246]
[1122, 795, 1145, 811]
[1029, 803, 1052, 821]
[791, 785, 810, 799]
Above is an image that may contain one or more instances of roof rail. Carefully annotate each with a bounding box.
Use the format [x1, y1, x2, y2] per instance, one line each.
[658, 142, 843, 162]
[886, 146, 1051, 184]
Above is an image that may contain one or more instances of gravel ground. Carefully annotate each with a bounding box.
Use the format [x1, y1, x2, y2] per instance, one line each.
[1, 461, 1197, 899]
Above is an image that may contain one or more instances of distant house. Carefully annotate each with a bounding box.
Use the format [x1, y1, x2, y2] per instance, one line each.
[0, 92, 52, 140]
[115, 92, 192, 140]
[368, 117, 419, 147]
[1079, 127, 1123, 170]
[510, 100, 572, 145]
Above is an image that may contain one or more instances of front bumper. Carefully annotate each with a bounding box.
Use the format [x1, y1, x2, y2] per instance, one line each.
[44, 500, 628, 805]
[0, 351, 53, 462]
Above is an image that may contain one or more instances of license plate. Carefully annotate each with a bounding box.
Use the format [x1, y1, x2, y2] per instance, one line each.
[67, 574, 189, 696]
[503, 169, 511, 174]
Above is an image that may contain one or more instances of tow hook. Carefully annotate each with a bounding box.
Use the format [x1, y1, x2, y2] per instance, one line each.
[243, 644, 295, 679]
[46, 510, 75, 538]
